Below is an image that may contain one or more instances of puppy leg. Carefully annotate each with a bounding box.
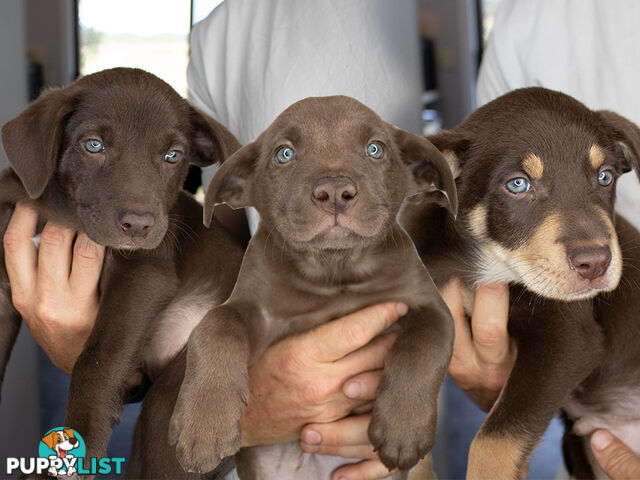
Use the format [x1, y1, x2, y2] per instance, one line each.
[63, 261, 178, 472]
[466, 308, 604, 480]
[369, 301, 454, 472]
[0, 205, 23, 399]
[169, 305, 250, 474]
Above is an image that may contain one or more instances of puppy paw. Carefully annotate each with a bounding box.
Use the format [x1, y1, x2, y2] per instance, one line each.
[368, 387, 436, 471]
[168, 378, 247, 474]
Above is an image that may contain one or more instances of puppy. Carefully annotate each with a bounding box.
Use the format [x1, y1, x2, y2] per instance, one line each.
[0, 68, 244, 473]
[400, 87, 640, 479]
[145, 95, 458, 479]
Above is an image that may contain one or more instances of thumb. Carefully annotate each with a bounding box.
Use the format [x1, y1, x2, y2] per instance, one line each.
[591, 429, 640, 480]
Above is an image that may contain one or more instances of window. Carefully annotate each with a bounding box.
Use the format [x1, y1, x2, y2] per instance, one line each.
[77, 0, 224, 97]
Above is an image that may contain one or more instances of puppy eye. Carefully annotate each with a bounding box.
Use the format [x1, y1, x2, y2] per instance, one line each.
[164, 150, 182, 164]
[598, 169, 613, 186]
[276, 146, 295, 164]
[365, 142, 383, 159]
[84, 139, 104, 153]
[505, 177, 531, 194]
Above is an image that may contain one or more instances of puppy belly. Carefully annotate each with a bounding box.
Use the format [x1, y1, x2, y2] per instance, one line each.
[565, 388, 640, 456]
[242, 443, 406, 480]
[143, 287, 221, 380]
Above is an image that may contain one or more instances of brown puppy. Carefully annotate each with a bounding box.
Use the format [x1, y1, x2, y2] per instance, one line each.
[0, 68, 244, 474]
[400, 87, 640, 479]
[161, 95, 457, 479]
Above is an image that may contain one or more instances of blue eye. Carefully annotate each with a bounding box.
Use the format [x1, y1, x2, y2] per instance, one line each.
[505, 177, 531, 194]
[366, 142, 383, 159]
[164, 150, 182, 164]
[84, 139, 104, 153]
[598, 170, 613, 186]
[276, 146, 295, 164]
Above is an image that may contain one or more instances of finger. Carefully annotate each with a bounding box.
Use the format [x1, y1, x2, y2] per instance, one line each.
[338, 334, 396, 382]
[69, 233, 105, 296]
[306, 302, 407, 362]
[3, 203, 39, 303]
[301, 414, 372, 449]
[300, 442, 376, 459]
[343, 370, 384, 401]
[441, 279, 474, 375]
[470, 282, 510, 365]
[591, 429, 640, 480]
[37, 222, 75, 287]
[332, 459, 397, 480]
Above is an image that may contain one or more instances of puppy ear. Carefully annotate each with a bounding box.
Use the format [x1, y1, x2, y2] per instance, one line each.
[203, 141, 259, 226]
[1, 88, 75, 198]
[188, 107, 241, 166]
[41, 432, 57, 450]
[599, 110, 640, 180]
[426, 129, 470, 179]
[63, 428, 75, 439]
[395, 128, 458, 217]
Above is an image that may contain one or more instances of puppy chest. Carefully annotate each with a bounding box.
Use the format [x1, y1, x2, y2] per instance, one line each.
[565, 387, 640, 456]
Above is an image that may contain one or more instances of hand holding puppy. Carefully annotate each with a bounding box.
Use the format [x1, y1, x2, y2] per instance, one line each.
[441, 279, 515, 411]
[3, 203, 103, 374]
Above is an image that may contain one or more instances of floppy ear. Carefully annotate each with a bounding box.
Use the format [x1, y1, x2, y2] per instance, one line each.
[426, 128, 470, 179]
[203, 141, 259, 226]
[41, 432, 57, 450]
[598, 110, 640, 180]
[395, 128, 458, 217]
[188, 107, 241, 166]
[1, 87, 76, 198]
[63, 428, 75, 439]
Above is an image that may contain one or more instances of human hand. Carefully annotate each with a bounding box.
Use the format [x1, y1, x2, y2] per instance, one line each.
[591, 429, 640, 479]
[300, 413, 398, 480]
[3, 202, 104, 373]
[240, 302, 406, 447]
[441, 279, 515, 411]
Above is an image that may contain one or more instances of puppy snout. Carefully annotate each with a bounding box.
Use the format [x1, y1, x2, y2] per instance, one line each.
[312, 176, 357, 214]
[569, 246, 612, 280]
[117, 210, 156, 238]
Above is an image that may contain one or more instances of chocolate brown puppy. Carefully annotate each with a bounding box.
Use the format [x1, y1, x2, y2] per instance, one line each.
[400, 87, 640, 479]
[0, 68, 244, 476]
[166, 95, 457, 479]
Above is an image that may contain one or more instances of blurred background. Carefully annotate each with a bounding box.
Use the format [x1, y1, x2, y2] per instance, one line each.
[0, 1, 563, 479]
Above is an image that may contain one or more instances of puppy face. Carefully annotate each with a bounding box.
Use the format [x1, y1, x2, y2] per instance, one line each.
[205, 96, 456, 251]
[2, 68, 239, 250]
[433, 88, 640, 300]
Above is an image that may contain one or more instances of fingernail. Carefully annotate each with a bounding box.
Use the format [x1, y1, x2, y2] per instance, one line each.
[591, 429, 614, 451]
[344, 381, 361, 399]
[396, 302, 408, 316]
[304, 430, 321, 445]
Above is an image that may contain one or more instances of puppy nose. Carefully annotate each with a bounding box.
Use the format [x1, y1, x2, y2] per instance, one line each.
[312, 176, 358, 214]
[569, 246, 612, 280]
[117, 210, 155, 238]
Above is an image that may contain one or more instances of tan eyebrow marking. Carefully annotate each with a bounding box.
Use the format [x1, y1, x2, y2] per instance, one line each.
[589, 144, 605, 169]
[522, 153, 544, 179]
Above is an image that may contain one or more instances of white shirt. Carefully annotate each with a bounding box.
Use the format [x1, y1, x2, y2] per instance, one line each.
[188, 0, 423, 233]
[478, 0, 640, 229]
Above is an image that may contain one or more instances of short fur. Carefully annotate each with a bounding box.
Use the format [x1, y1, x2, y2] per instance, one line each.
[0, 68, 244, 477]
[130, 96, 457, 479]
[400, 87, 640, 479]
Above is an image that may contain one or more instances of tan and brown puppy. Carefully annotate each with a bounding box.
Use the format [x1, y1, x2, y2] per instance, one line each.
[401, 87, 640, 479]
[0, 68, 244, 476]
[163, 95, 457, 479]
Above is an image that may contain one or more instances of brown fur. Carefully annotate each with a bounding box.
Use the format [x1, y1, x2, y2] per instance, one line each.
[0, 68, 244, 476]
[130, 96, 457, 479]
[400, 87, 640, 479]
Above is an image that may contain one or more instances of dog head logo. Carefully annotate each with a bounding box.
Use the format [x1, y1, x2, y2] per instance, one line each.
[38, 427, 86, 477]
